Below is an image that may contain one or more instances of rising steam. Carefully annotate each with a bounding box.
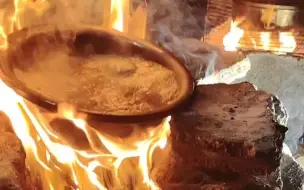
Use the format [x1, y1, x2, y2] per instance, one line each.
[143, 0, 223, 80]
[0, 0, 222, 80]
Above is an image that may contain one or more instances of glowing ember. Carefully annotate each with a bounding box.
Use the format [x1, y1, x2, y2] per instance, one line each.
[0, 1, 167, 190]
[223, 21, 244, 51]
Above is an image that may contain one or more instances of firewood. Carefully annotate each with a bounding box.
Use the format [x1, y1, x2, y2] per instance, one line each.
[169, 82, 287, 176]
[0, 112, 14, 133]
[154, 82, 287, 190]
[0, 132, 27, 190]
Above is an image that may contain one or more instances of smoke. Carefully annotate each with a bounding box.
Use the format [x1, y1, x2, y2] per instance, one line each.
[138, 0, 224, 80]
[151, 26, 223, 80]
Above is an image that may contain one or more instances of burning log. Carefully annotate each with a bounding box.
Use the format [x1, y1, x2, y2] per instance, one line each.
[155, 82, 288, 189]
[0, 112, 35, 190]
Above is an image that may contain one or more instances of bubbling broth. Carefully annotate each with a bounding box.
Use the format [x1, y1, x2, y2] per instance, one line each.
[14, 50, 180, 114]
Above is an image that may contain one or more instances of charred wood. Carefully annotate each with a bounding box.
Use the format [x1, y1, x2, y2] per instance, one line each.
[169, 82, 287, 176]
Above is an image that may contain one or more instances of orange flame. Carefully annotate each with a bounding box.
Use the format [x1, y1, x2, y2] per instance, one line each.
[0, 78, 171, 189]
[0, 0, 165, 189]
[110, 0, 124, 32]
[223, 21, 244, 51]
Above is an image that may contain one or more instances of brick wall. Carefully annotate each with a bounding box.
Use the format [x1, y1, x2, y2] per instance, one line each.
[206, 0, 232, 28]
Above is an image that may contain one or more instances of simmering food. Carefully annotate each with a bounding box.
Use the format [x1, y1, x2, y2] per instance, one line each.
[14, 50, 180, 114]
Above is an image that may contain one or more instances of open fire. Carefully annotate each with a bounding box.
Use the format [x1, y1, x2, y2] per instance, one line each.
[204, 0, 304, 56]
[0, 0, 171, 190]
[222, 20, 297, 54]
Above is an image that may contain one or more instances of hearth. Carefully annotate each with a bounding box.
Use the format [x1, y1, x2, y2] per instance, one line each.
[204, 0, 304, 57]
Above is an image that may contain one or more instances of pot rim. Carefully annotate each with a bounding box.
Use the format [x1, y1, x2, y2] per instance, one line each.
[0, 25, 195, 124]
